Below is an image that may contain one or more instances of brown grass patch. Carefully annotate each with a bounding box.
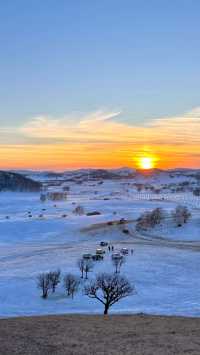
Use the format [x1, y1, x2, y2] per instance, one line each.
[1, 314, 200, 354]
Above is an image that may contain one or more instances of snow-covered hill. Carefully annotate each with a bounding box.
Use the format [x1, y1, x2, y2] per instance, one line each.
[1, 174, 200, 317]
[15, 167, 200, 186]
[0, 171, 41, 192]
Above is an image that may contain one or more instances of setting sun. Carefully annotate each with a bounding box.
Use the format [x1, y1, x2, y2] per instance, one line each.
[138, 157, 155, 170]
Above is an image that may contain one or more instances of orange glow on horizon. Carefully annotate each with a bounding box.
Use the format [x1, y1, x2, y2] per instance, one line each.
[2, 108, 200, 170]
[1, 143, 200, 171]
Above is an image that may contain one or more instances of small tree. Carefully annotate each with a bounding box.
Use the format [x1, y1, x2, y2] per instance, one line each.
[136, 207, 165, 231]
[49, 269, 61, 293]
[40, 193, 46, 202]
[73, 205, 85, 215]
[83, 259, 94, 279]
[85, 273, 134, 315]
[37, 272, 51, 299]
[64, 273, 80, 298]
[136, 211, 152, 230]
[112, 256, 125, 274]
[182, 206, 191, 223]
[172, 205, 191, 227]
[77, 258, 85, 278]
[193, 188, 200, 196]
[151, 207, 165, 225]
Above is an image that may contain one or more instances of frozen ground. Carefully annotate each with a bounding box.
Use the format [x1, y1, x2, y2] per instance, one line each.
[1, 179, 200, 318]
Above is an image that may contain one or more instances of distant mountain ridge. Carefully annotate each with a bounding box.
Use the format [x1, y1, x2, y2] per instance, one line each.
[21, 167, 136, 181]
[0, 171, 41, 192]
[11, 167, 200, 184]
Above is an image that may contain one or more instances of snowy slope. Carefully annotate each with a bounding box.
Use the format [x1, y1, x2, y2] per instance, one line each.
[1, 178, 200, 317]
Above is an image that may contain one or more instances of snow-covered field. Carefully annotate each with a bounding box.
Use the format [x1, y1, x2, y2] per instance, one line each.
[1, 179, 200, 318]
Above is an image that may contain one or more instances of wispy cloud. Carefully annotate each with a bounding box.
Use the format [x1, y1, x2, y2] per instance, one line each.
[19, 107, 200, 145]
[20, 111, 123, 143]
[1, 108, 200, 169]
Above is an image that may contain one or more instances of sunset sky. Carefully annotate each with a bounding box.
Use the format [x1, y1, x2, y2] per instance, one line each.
[1, 1, 200, 170]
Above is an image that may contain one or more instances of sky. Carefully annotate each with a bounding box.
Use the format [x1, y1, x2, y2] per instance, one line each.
[1, 0, 200, 170]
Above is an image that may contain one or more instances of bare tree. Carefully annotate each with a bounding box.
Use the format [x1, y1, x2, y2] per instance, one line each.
[151, 207, 165, 225]
[37, 272, 51, 299]
[84, 273, 134, 315]
[64, 273, 80, 298]
[172, 205, 191, 227]
[136, 211, 152, 231]
[40, 193, 46, 202]
[136, 207, 165, 231]
[182, 206, 191, 223]
[193, 188, 200, 196]
[83, 259, 94, 279]
[49, 269, 61, 293]
[78, 258, 94, 279]
[77, 258, 85, 278]
[112, 256, 125, 274]
[73, 205, 85, 215]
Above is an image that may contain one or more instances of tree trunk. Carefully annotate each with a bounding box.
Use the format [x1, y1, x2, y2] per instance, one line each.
[104, 304, 109, 315]
[42, 291, 47, 299]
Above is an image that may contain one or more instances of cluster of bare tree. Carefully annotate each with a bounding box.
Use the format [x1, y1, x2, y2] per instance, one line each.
[136, 205, 191, 231]
[136, 207, 165, 231]
[37, 254, 133, 314]
[77, 258, 94, 279]
[193, 188, 200, 196]
[40, 192, 68, 202]
[172, 205, 191, 227]
[63, 274, 80, 298]
[77, 254, 126, 278]
[37, 270, 80, 299]
[37, 269, 61, 298]
[37, 258, 95, 299]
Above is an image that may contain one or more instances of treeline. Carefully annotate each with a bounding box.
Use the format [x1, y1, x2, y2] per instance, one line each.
[136, 205, 191, 231]
[0, 171, 41, 192]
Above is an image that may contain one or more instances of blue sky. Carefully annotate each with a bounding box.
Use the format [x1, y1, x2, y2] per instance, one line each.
[1, 0, 200, 128]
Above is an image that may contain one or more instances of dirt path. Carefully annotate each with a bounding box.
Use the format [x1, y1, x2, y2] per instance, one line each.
[129, 228, 200, 252]
[82, 219, 200, 252]
[121, 229, 200, 252]
[80, 218, 136, 232]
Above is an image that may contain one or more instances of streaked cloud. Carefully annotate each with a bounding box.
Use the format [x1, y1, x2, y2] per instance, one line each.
[1, 108, 200, 169]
